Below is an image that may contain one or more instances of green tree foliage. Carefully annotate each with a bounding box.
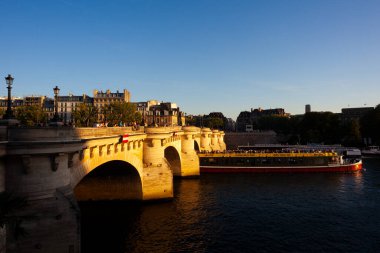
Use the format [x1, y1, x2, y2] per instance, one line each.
[341, 120, 361, 146]
[201, 112, 228, 130]
[298, 112, 341, 144]
[257, 116, 292, 134]
[15, 105, 47, 126]
[185, 116, 197, 126]
[204, 117, 224, 129]
[72, 103, 98, 127]
[237, 108, 379, 146]
[101, 102, 140, 126]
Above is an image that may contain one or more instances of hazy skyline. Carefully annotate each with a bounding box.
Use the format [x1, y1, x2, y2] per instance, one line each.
[1, 0, 379, 120]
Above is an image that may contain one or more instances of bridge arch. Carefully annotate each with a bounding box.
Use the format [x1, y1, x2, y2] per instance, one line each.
[164, 146, 181, 176]
[194, 140, 200, 152]
[74, 160, 143, 201]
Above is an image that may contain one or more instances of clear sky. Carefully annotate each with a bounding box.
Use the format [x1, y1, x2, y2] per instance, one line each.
[1, 0, 379, 120]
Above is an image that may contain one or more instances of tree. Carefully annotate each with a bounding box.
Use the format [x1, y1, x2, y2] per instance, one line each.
[72, 103, 98, 127]
[341, 119, 361, 146]
[185, 116, 197, 126]
[257, 115, 292, 134]
[15, 105, 47, 126]
[204, 117, 224, 129]
[101, 102, 140, 126]
[361, 104, 380, 145]
[298, 112, 341, 144]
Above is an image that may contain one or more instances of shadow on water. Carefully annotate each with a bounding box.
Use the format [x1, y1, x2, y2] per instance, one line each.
[80, 158, 380, 253]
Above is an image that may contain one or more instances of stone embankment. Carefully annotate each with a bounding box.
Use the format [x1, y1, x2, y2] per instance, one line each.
[224, 131, 278, 149]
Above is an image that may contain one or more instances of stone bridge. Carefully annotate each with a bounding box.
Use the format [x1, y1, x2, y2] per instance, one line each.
[0, 125, 226, 253]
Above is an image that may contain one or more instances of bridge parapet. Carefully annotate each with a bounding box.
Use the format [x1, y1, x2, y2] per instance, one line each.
[3, 126, 143, 142]
[75, 127, 144, 138]
[5, 127, 77, 141]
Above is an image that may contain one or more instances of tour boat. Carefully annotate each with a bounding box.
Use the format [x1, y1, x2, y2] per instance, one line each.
[362, 146, 380, 157]
[198, 148, 362, 173]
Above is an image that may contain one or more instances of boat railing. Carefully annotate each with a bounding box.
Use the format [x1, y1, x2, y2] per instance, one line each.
[198, 151, 338, 158]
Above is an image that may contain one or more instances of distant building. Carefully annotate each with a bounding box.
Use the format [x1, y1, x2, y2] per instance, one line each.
[340, 107, 374, 122]
[134, 100, 160, 125]
[305, 104, 311, 113]
[134, 100, 184, 126]
[57, 94, 93, 124]
[93, 89, 131, 122]
[44, 98, 55, 121]
[236, 107, 289, 132]
[24, 96, 46, 107]
[0, 97, 23, 119]
[251, 108, 287, 119]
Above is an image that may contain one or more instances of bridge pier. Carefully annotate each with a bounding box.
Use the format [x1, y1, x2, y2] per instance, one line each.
[218, 131, 226, 151]
[4, 143, 81, 253]
[200, 128, 212, 151]
[180, 126, 200, 177]
[143, 129, 174, 200]
[211, 130, 221, 151]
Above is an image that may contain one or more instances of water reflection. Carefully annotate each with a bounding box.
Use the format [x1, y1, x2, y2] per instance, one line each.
[80, 179, 208, 253]
[127, 179, 207, 253]
[80, 159, 380, 253]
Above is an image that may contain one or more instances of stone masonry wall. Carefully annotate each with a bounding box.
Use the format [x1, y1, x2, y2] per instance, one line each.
[224, 131, 278, 150]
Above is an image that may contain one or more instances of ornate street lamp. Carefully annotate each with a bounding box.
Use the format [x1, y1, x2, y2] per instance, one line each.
[4, 74, 14, 119]
[53, 85, 60, 121]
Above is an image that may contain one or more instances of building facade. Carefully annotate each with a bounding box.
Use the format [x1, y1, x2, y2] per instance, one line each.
[305, 104, 311, 113]
[57, 94, 93, 124]
[134, 100, 185, 126]
[0, 97, 23, 119]
[93, 89, 131, 122]
[236, 107, 289, 132]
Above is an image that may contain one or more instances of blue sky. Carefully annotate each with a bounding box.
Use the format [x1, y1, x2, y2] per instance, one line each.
[1, 0, 379, 120]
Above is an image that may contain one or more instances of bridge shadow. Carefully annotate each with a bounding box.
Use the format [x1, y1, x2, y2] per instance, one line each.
[74, 160, 143, 201]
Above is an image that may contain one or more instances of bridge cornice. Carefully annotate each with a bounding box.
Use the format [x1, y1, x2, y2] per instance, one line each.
[5, 141, 83, 155]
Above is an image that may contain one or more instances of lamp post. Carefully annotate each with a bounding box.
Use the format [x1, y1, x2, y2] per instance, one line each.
[53, 85, 60, 121]
[4, 74, 14, 119]
[152, 108, 156, 126]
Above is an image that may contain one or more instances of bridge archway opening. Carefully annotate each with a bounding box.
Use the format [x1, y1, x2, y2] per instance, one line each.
[74, 160, 142, 201]
[194, 141, 200, 152]
[164, 146, 181, 176]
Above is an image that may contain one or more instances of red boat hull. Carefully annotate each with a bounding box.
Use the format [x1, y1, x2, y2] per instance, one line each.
[200, 161, 362, 173]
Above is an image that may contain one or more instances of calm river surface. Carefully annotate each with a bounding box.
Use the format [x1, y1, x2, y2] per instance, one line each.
[80, 158, 380, 253]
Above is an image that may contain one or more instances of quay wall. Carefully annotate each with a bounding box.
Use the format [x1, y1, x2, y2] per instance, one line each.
[224, 131, 278, 150]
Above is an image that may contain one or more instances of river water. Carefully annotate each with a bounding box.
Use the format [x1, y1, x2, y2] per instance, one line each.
[80, 158, 380, 253]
